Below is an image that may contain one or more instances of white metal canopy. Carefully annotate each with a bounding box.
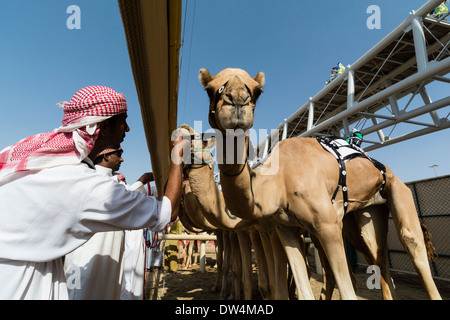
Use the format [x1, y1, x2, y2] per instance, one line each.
[252, 0, 450, 168]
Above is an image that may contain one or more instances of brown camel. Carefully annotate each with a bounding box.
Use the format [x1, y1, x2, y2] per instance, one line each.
[180, 125, 289, 299]
[180, 174, 241, 299]
[181, 124, 383, 300]
[180, 124, 318, 300]
[198, 67, 441, 300]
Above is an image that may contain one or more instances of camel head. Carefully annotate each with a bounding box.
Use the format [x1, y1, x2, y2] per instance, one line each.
[199, 68, 265, 134]
[179, 124, 216, 167]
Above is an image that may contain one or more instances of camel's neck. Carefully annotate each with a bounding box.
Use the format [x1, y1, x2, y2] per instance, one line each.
[187, 162, 253, 229]
[217, 135, 262, 220]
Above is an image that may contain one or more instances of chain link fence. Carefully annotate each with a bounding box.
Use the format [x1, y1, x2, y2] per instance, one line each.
[357, 174, 450, 280]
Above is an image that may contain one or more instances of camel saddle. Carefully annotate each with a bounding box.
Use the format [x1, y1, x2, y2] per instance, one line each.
[316, 136, 386, 214]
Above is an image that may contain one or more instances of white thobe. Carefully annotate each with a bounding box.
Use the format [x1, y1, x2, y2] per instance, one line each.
[64, 165, 127, 300]
[118, 176, 147, 300]
[0, 162, 171, 300]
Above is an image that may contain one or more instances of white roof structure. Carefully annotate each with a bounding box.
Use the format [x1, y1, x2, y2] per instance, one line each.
[252, 0, 450, 167]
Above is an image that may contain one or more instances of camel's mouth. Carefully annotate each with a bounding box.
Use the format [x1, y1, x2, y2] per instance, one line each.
[217, 103, 254, 132]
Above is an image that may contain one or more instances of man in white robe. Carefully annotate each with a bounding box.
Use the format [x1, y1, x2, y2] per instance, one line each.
[0, 86, 188, 299]
[115, 172, 152, 300]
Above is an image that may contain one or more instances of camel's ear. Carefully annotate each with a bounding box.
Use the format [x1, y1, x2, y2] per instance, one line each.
[252, 72, 265, 102]
[206, 137, 216, 149]
[253, 72, 265, 87]
[199, 69, 213, 88]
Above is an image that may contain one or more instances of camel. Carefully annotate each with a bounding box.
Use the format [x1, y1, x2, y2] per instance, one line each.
[181, 124, 366, 300]
[197, 67, 442, 300]
[180, 125, 281, 300]
[180, 175, 239, 299]
[179, 124, 321, 300]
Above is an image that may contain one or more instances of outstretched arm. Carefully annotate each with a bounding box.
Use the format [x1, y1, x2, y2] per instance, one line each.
[164, 130, 190, 221]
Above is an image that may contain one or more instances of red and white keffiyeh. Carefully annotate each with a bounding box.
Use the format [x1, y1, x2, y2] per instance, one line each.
[0, 86, 128, 184]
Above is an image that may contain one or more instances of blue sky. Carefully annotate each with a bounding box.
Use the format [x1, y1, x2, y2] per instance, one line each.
[1, 0, 449, 184]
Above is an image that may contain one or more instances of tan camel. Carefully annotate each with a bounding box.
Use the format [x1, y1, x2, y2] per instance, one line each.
[180, 125, 282, 300]
[181, 176, 240, 299]
[180, 124, 315, 300]
[198, 67, 441, 300]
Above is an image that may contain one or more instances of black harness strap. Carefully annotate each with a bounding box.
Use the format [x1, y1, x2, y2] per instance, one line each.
[326, 142, 349, 214]
[209, 81, 229, 129]
[317, 136, 387, 214]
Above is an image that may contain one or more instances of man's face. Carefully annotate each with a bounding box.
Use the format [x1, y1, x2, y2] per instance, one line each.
[107, 113, 130, 148]
[105, 151, 124, 172]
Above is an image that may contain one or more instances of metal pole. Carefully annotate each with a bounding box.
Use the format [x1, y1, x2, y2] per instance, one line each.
[307, 100, 315, 131]
[385, 79, 400, 117]
[200, 241, 206, 272]
[371, 116, 386, 143]
[419, 86, 441, 126]
[282, 119, 288, 140]
[411, 15, 428, 72]
[347, 69, 355, 109]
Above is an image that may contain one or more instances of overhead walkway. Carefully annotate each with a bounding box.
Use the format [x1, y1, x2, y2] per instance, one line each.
[252, 0, 450, 167]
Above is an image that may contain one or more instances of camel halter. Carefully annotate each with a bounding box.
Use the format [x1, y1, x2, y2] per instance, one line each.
[209, 80, 254, 130]
[183, 134, 214, 168]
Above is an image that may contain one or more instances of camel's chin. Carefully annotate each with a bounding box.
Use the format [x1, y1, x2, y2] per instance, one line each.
[219, 119, 252, 133]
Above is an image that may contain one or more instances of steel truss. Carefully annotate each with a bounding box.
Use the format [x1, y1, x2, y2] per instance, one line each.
[251, 0, 450, 168]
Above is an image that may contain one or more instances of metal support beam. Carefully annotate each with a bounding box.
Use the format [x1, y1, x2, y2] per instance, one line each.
[411, 15, 429, 72]
[300, 56, 450, 137]
[282, 119, 288, 140]
[386, 79, 400, 117]
[419, 86, 441, 125]
[307, 100, 314, 131]
[347, 69, 355, 109]
[361, 95, 450, 136]
[370, 116, 386, 143]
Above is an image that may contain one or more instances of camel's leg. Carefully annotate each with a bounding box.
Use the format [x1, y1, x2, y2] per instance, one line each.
[237, 231, 253, 300]
[276, 225, 315, 300]
[345, 205, 397, 300]
[229, 232, 242, 300]
[310, 235, 336, 300]
[219, 232, 232, 299]
[312, 211, 358, 300]
[211, 234, 223, 293]
[385, 175, 441, 300]
[269, 229, 289, 300]
[256, 230, 277, 299]
[249, 230, 271, 299]
[184, 240, 194, 270]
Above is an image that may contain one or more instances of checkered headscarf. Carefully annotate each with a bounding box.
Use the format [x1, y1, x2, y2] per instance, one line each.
[0, 86, 128, 184]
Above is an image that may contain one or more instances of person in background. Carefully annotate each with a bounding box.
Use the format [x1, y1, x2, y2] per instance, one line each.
[434, 1, 448, 19]
[346, 128, 363, 148]
[64, 146, 153, 300]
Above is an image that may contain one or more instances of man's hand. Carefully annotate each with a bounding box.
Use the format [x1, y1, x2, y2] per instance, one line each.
[171, 128, 191, 165]
[165, 128, 191, 222]
[138, 172, 154, 184]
